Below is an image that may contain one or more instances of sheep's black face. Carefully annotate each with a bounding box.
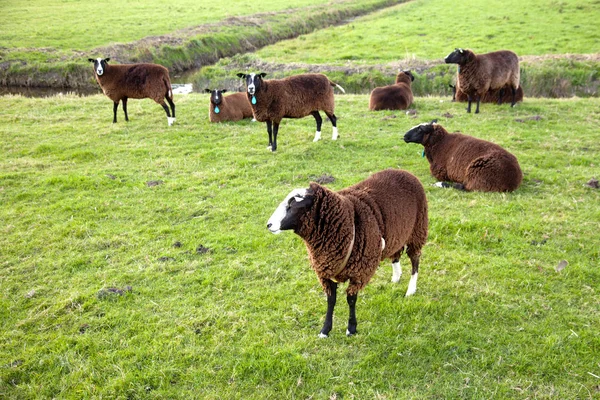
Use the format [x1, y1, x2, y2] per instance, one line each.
[205, 89, 226, 106]
[267, 188, 314, 234]
[88, 57, 110, 76]
[444, 49, 466, 64]
[404, 70, 415, 82]
[237, 72, 267, 96]
[404, 120, 437, 144]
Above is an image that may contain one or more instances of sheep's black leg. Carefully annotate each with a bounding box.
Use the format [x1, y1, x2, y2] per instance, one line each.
[311, 111, 323, 132]
[474, 96, 481, 114]
[272, 122, 279, 152]
[405, 246, 421, 297]
[346, 293, 358, 336]
[160, 102, 172, 118]
[113, 102, 119, 123]
[324, 112, 338, 140]
[466, 95, 472, 113]
[265, 121, 273, 150]
[122, 97, 129, 122]
[166, 96, 176, 118]
[497, 88, 505, 105]
[511, 87, 517, 107]
[319, 280, 337, 337]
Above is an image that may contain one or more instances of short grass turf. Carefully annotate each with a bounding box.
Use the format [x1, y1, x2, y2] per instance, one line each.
[1, 93, 599, 398]
[254, 0, 600, 64]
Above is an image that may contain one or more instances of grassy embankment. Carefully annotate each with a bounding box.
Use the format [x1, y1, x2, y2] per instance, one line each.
[0, 0, 406, 89]
[196, 0, 600, 97]
[1, 92, 599, 398]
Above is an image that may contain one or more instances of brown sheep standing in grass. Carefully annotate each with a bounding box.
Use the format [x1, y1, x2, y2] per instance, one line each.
[204, 89, 254, 122]
[369, 70, 415, 111]
[444, 48, 520, 113]
[267, 169, 428, 337]
[404, 120, 523, 192]
[88, 58, 176, 125]
[237, 72, 345, 151]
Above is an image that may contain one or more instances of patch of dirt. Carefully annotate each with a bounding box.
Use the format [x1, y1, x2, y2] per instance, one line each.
[311, 174, 336, 184]
[146, 180, 164, 187]
[585, 178, 599, 189]
[196, 244, 211, 254]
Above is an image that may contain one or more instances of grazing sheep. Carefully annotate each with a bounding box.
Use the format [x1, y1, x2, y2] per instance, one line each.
[267, 169, 428, 337]
[444, 48, 520, 113]
[88, 57, 176, 125]
[450, 82, 524, 104]
[204, 89, 254, 122]
[236, 72, 345, 151]
[369, 70, 415, 111]
[404, 120, 523, 192]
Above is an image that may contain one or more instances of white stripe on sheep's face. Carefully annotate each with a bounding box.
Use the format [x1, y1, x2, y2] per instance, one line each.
[88, 57, 110, 76]
[403, 120, 438, 144]
[237, 72, 266, 98]
[267, 188, 314, 234]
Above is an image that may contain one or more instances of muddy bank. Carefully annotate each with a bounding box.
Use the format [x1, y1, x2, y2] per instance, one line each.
[0, 0, 406, 90]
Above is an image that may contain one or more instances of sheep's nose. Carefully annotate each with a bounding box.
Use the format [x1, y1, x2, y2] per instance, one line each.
[267, 223, 272, 229]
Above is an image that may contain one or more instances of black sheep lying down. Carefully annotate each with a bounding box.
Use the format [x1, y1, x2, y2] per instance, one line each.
[267, 169, 428, 337]
[404, 121, 523, 192]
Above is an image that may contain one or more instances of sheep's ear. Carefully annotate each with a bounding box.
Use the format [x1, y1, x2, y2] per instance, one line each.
[221, 89, 227, 93]
[290, 189, 314, 209]
[430, 119, 438, 125]
[204, 89, 211, 93]
[236, 73, 246, 78]
[449, 84, 455, 89]
[259, 72, 267, 78]
[458, 48, 463, 54]
[87, 58, 95, 63]
[104, 58, 110, 63]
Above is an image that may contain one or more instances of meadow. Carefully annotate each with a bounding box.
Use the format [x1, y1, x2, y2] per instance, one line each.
[1, 93, 599, 398]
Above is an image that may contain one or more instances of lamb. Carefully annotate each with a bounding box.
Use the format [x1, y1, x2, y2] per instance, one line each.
[267, 169, 428, 337]
[88, 57, 176, 125]
[444, 48, 520, 113]
[369, 70, 415, 111]
[204, 89, 254, 122]
[403, 120, 523, 192]
[450, 81, 523, 104]
[236, 72, 345, 151]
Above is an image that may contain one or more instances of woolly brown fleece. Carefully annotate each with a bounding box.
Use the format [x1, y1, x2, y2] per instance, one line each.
[453, 81, 524, 103]
[456, 49, 520, 99]
[294, 169, 428, 296]
[250, 73, 336, 124]
[423, 124, 523, 192]
[93, 63, 173, 105]
[209, 92, 254, 122]
[369, 71, 414, 111]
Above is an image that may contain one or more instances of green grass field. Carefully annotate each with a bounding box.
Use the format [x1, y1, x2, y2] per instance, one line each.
[1, 93, 599, 398]
[254, 0, 600, 64]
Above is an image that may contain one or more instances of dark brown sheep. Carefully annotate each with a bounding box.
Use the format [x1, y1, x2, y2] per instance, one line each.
[204, 89, 254, 123]
[444, 48, 520, 113]
[369, 70, 415, 111]
[267, 169, 428, 337]
[236, 72, 345, 151]
[88, 57, 175, 125]
[404, 121, 523, 192]
[450, 81, 524, 104]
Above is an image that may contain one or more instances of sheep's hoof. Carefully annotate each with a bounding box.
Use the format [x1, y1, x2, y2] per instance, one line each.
[391, 275, 401, 283]
[318, 332, 329, 338]
[346, 328, 357, 337]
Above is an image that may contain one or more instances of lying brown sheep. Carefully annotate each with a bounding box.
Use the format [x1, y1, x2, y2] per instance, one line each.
[204, 89, 254, 123]
[444, 48, 520, 113]
[267, 169, 428, 337]
[369, 70, 415, 111]
[404, 121, 523, 192]
[237, 72, 345, 151]
[88, 58, 175, 125]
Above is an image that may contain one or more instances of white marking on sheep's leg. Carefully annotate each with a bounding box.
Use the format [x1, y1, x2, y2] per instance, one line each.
[167, 117, 175, 126]
[405, 272, 418, 296]
[381, 238, 385, 252]
[318, 333, 328, 338]
[392, 261, 402, 283]
[332, 127, 338, 141]
[313, 131, 321, 142]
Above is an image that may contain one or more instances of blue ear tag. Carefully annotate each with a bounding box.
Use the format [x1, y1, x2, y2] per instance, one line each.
[422, 150, 425, 158]
[251, 96, 257, 105]
[214, 106, 220, 114]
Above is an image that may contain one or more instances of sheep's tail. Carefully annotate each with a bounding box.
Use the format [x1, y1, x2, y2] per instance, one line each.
[163, 76, 173, 99]
[330, 81, 346, 94]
